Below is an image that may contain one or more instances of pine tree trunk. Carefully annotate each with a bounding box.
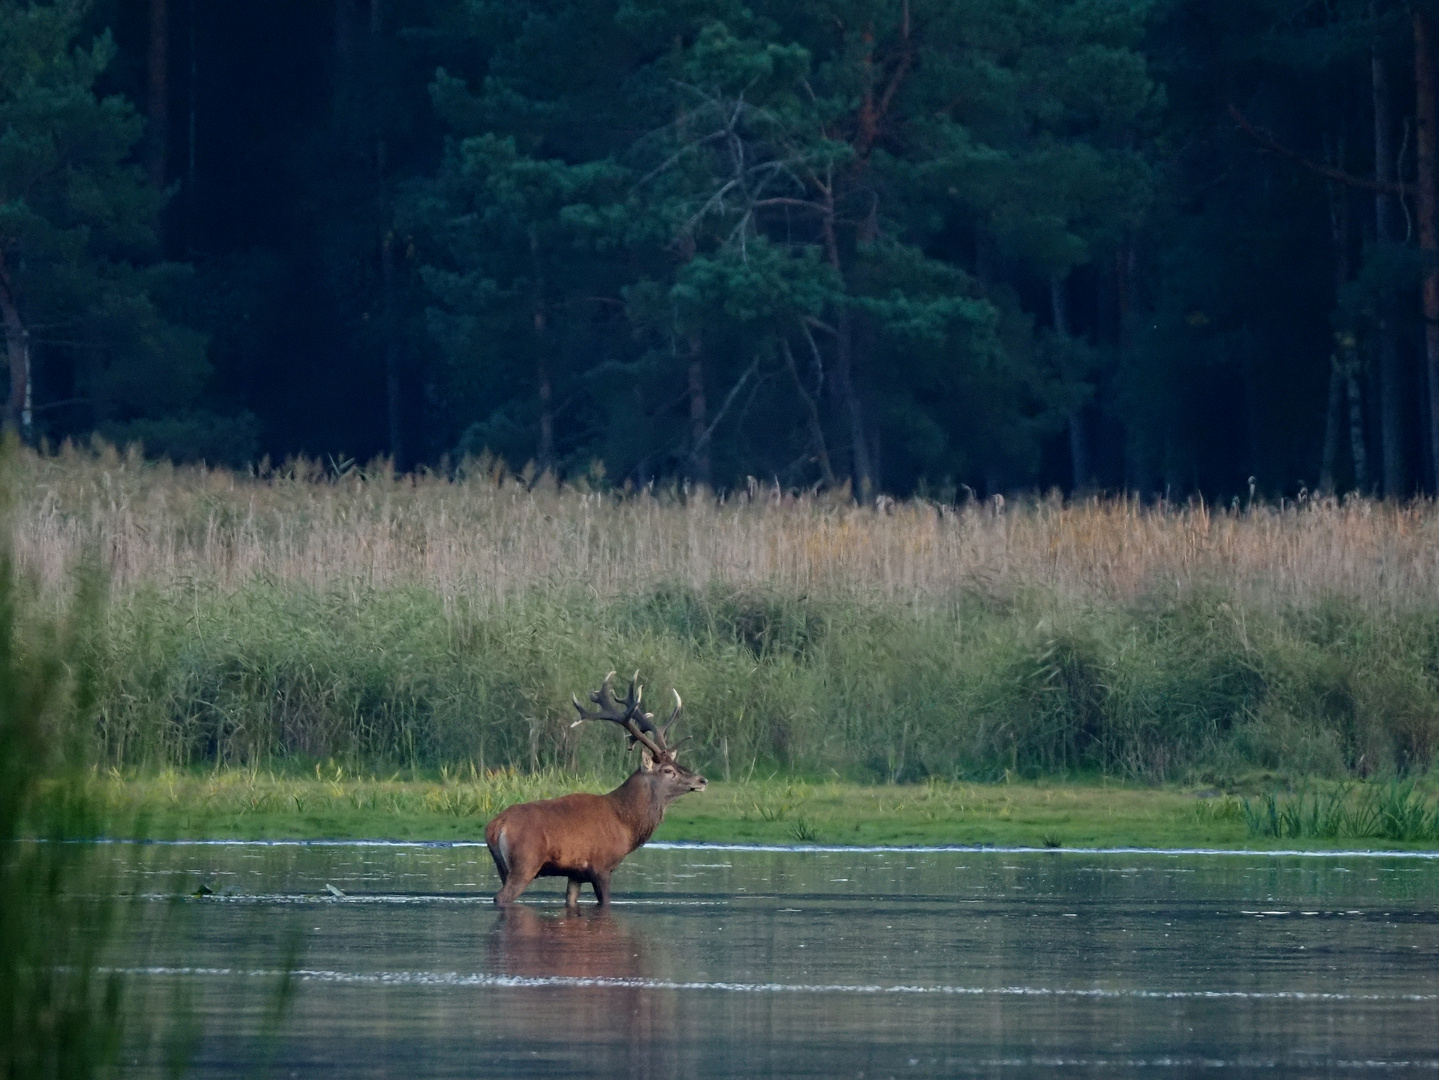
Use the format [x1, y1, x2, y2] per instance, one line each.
[1325, 136, 1366, 492]
[783, 337, 836, 487]
[0, 255, 31, 438]
[372, 0, 401, 467]
[529, 230, 553, 472]
[1414, 7, 1439, 489]
[1052, 276, 1089, 491]
[1375, 21, 1407, 497]
[1116, 242, 1144, 491]
[533, 309, 553, 472]
[832, 308, 873, 501]
[382, 231, 403, 467]
[687, 335, 710, 487]
[148, 0, 169, 188]
[536, 346, 554, 472]
[1321, 355, 1343, 492]
[185, 0, 197, 254]
[334, 0, 357, 87]
[819, 192, 873, 501]
[1344, 337, 1369, 490]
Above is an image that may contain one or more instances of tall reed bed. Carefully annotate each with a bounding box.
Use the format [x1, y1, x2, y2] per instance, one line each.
[11, 445, 1439, 783]
[16, 442, 1439, 611]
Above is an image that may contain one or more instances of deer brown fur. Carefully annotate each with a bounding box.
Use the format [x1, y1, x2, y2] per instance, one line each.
[485, 673, 707, 907]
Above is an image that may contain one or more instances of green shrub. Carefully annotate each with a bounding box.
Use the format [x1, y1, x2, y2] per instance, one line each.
[56, 571, 1439, 784]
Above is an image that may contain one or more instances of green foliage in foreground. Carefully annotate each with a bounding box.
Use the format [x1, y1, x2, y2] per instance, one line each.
[69, 769, 1439, 852]
[70, 577, 1439, 785]
[1, 519, 130, 1077]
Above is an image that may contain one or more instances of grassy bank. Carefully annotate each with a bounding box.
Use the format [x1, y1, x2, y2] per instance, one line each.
[68, 769, 1439, 850]
[12, 446, 1439, 786]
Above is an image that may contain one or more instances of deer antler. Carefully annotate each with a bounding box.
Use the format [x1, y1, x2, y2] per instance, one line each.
[660, 689, 682, 743]
[570, 671, 668, 759]
[659, 689, 693, 754]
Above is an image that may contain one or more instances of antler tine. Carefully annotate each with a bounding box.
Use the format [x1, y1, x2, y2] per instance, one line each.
[569, 693, 588, 728]
[659, 689, 682, 744]
[590, 670, 621, 714]
[573, 670, 627, 725]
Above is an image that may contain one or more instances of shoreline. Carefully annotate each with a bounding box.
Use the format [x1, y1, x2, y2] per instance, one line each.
[52, 836, 1439, 857]
[50, 775, 1439, 852]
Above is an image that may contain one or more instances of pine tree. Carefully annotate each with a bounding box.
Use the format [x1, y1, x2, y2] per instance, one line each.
[0, 0, 237, 458]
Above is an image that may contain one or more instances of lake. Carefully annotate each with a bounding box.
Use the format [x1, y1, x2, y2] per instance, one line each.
[102, 842, 1439, 1077]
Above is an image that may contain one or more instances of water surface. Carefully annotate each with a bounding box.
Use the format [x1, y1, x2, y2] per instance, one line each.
[105, 843, 1439, 1077]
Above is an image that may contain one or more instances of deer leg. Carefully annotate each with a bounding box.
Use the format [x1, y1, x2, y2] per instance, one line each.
[590, 870, 612, 907]
[493, 862, 539, 907]
[565, 877, 583, 907]
[487, 844, 509, 885]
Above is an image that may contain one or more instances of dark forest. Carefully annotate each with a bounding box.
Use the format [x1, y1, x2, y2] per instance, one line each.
[3, 0, 1436, 500]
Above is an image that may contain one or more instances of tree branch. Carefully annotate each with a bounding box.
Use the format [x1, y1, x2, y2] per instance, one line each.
[698, 355, 762, 447]
[1228, 103, 1412, 196]
[874, 1, 913, 131]
[752, 196, 824, 211]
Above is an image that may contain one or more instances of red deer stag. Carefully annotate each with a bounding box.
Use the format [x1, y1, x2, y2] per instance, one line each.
[484, 672, 707, 907]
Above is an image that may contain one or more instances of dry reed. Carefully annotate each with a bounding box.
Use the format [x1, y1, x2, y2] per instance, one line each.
[13, 443, 1439, 610]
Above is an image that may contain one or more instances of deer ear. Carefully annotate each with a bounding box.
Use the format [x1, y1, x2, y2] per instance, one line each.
[639, 747, 658, 773]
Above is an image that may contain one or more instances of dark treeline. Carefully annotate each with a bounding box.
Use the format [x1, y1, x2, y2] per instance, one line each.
[4, 0, 1439, 499]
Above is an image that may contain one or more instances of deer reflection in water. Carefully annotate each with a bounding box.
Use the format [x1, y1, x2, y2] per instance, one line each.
[489, 905, 683, 1078]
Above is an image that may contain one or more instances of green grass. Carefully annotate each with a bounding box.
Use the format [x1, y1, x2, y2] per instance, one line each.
[47, 576, 1439, 788]
[1241, 781, 1439, 842]
[63, 769, 1439, 851]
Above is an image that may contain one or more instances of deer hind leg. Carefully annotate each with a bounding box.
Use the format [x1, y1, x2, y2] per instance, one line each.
[486, 838, 510, 885]
[493, 862, 539, 907]
[491, 839, 539, 907]
[565, 877, 583, 907]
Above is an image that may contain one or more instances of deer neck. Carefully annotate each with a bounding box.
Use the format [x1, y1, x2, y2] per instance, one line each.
[605, 770, 670, 850]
